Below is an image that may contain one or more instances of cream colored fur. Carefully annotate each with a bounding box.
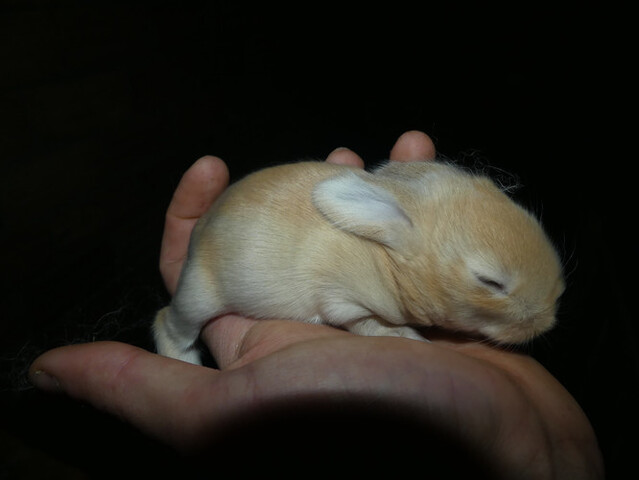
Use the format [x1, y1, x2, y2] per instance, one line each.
[154, 160, 564, 365]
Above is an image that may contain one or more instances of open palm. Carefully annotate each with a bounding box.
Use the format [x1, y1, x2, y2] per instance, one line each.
[30, 132, 602, 479]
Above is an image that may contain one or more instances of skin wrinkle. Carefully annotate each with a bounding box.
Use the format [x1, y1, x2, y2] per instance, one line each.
[498, 388, 553, 478]
[473, 372, 553, 479]
[454, 344, 595, 478]
[108, 347, 145, 396]
[194, 367, 258, 445]
[544, 400, 601, 478]
[203, 315, 248, 370]
[426, 354, 502, 452]
[116, 352, 196, 439]
[441, 367, 522, 477]
[79, 345, 146, 419]
[223, 320, 348, 370]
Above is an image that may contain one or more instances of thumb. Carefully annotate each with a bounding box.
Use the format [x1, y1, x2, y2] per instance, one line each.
[29, 341, 225, 449]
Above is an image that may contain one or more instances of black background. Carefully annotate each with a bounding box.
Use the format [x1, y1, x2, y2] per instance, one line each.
[0, 1, 633, 478]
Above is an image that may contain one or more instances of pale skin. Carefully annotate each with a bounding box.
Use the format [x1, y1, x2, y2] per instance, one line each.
[29, 131, 603, 478]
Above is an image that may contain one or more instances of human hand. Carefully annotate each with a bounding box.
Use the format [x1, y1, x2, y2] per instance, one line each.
[29, 131, 602, 478]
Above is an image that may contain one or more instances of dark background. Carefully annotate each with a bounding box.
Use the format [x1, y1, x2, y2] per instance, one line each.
[0, 1, 633, 478]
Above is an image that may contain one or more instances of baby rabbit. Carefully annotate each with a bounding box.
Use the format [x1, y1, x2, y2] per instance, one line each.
[154, 160, 564, 365]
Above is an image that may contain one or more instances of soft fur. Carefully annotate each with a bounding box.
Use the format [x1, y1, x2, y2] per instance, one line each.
[154, 160, 564, 365]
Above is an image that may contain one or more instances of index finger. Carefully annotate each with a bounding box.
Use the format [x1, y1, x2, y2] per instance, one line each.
[160, 156, 229, 295]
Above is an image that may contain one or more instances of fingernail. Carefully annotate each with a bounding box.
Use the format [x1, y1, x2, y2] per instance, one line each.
[30, 370, 62, 393]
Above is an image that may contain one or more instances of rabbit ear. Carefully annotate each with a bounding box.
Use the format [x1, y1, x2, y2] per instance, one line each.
[312, 172, 413, 249]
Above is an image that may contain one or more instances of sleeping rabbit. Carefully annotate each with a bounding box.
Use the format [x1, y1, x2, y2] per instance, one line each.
[153, 160, 564, 365]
